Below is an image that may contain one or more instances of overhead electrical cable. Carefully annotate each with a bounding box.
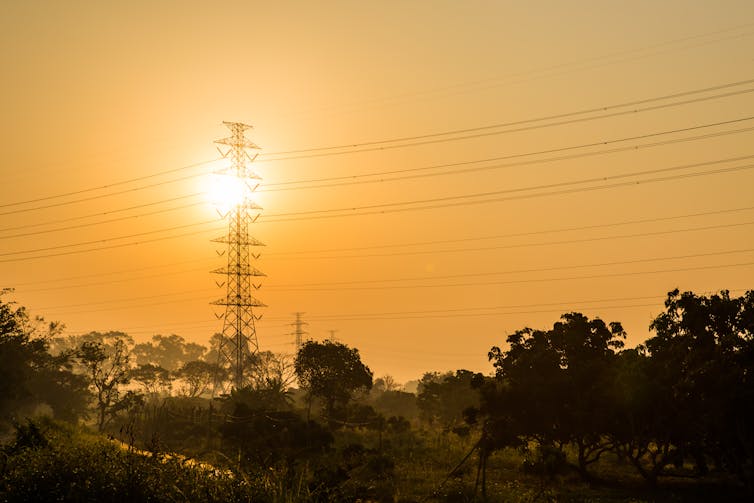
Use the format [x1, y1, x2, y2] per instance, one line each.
[0, 194, 204, 232]
[0, 179, 204, 217]
[7, 121, 749, 233]
[266, 247, 754, 288]
[0, 201, 205, 239]
[3, 78, 753, 210]
[263, 127, 754, 192]
[291, 22, 754, 121]
[18, 265, 214, 293]
[25, 248, 754, 310]
[11, 256, 215, 287]
[35, 287, 216, 311]
[267, 204, 754, 257]
[0, 226, 223, 263]
[258, 110, 754, 163]
[4, 116, 750, 223]
[262, 82, 754, 157]
[10, 204, 754, 292]
[263, 160, 754, 221]
[40, 286, 751, 321]
[0, 158, 218, 209]
[265, 260, 754, 292]
[88, 287, 751, 330]
[267, 219, 754, 261]
[0, 220, 221, 257]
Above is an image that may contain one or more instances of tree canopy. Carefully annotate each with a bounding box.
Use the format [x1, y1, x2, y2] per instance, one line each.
[294, 339, 373, 421]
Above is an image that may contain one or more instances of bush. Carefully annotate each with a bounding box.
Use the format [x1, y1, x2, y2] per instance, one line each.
[0, 419, 270, 503]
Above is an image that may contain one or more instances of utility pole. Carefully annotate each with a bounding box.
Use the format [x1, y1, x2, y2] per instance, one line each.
[291, 312, 308, 350]
[211, 121, 266, 393]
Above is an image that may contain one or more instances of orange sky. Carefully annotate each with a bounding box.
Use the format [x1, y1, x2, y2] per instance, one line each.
[2, 1, 754, 383]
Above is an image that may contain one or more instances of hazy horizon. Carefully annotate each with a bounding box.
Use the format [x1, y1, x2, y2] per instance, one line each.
[2, 1, 754, 383]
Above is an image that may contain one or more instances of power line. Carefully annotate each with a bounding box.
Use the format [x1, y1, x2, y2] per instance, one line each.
[0, 226, 223, 263]
[267, 219, 754, 262]
[11, 256, 214, 288]
[267, 204, 754, 257]
[266, 247, 754, 289]
[4, 116, 751, 225]
[35, 287, 215, 311]
[40, 288, 753, 326]
[0, 191, 203, 221]
[0, 220, 220, 257]
[262, 125, 754, 192]
[25, 247, 754, 311]
[280, 220, 754, 259]
[0, 158, 218, 209]
[285, 23, 754, 122]
[5, 79, 752, 215]
[12, 203, 754, 289]
[257, 110, 754, 163]
[18, 265, 212, 293]
[10, 149, 751, 241]
[262, 81, 754, 157]
[265, 260, 754, 292]
[0, 177, 205, 217]
[263, 159, 754, 221]
[0, 201, 204, 239]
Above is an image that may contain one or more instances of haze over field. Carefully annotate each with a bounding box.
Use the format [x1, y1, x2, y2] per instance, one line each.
[2, 1, 754, 382]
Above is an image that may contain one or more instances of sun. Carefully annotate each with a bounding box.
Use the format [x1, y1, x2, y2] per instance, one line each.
[205, 172, 248, 214]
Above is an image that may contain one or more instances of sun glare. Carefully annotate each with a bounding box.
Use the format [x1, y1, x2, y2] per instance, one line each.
[205, 173, 248, 214]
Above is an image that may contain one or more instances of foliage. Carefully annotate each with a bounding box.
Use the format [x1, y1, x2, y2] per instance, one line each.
[372, 388, 420, 421]
[0, 418, 270, 503]
[218, 386, 333, 478]
[0, 291, 89, 425]
[77, 337, 141, 431]
[641, 289, 754, 487]
[484, 313, 625, 480]
[417, 370, 482, 428]
[246, 350, 297, 391]
[173, 360, 224, 398]
[294, 339, 373, 422]
[132, 333, 206, 371]
[309, 443, 396, 502]
[130, 363, 172, 396]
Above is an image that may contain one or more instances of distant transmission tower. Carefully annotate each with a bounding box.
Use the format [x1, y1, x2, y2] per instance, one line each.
[291, 312, 309, 350]
[211, 121, 266, 392]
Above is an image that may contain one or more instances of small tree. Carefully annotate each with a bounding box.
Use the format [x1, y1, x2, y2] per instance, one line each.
[77, 338, 136, 431]
[294, 339, 373, 422]
[417, 370, 480, 428]
[173, 360, 225, 398]
[130, 363, 172, 396]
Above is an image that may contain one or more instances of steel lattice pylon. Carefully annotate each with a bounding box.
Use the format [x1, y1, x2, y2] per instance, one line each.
[211, 121, 266, 393]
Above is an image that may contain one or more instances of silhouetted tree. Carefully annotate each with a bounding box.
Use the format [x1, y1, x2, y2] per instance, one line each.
[417, 370, 481, 428]
[487, 313, 625, 480]
[77, 338, 139, 431]
[130, 363, 172, 396]
[246, 350, 297, 391]
[173, 360, 224, 398]
[0, 291, 89, 424]
[218, 386, 333, 477]
[641, 289, 754, 488]
[132, 334, 206, 371]
[295, 340, 373, 423]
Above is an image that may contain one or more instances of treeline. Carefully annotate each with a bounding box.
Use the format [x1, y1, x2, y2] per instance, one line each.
[1, 288, 753, 501]
[468, 289, 754, 494]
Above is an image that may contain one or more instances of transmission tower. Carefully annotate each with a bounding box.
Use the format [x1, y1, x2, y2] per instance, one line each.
[211, 121, 266, 393]
[290, 312, 309, 350]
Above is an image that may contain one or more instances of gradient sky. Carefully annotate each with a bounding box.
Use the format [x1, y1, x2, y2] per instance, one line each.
[2, 1, 754, 382]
